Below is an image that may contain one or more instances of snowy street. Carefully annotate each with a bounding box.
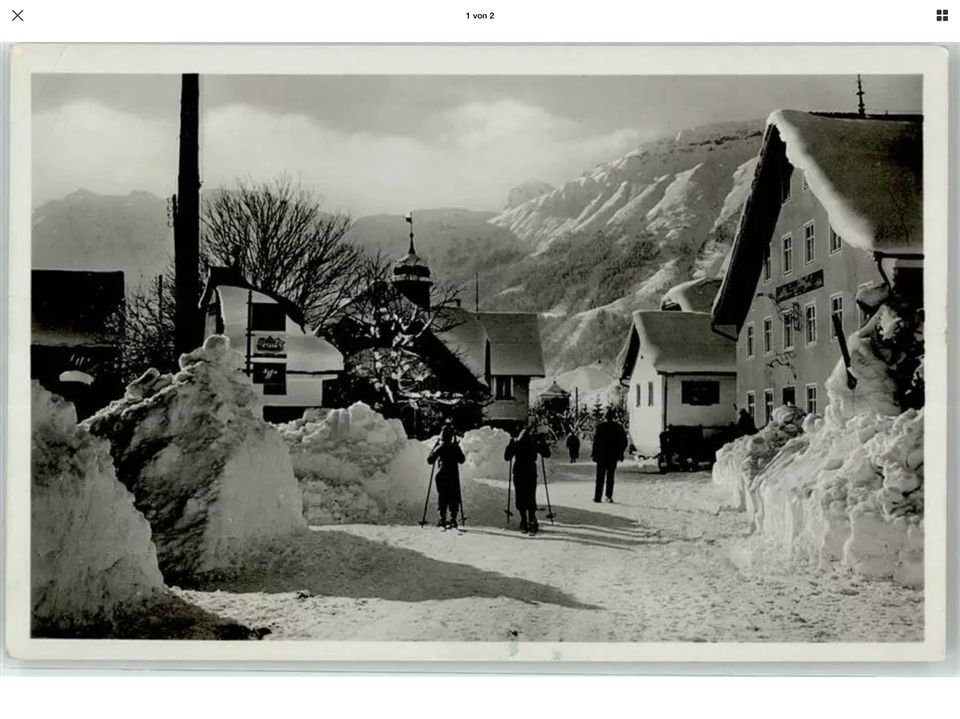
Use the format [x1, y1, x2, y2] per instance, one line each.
[177, 459, 923, 643]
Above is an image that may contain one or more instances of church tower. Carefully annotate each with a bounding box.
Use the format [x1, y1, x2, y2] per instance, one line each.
[391, 212, 433, 308]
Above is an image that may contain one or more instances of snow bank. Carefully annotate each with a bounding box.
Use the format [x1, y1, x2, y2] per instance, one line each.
[278, 402, 429, 524]
[85, 336, 305, 582]
[279, 403, 514, 525]
[712, 404, 807, 511]
[716, 298, 924, 587]
[31, 382, 167, 634]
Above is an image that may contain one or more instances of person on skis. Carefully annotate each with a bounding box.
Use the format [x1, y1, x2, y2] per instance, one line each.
[504, 422, 551, 534]
[427, 424, 465, 529]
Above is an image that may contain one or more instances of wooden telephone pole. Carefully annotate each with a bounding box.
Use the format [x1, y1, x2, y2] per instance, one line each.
[173, 74, 202, 356]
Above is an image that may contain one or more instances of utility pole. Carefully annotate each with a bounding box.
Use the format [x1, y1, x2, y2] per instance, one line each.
[856, 74, 866, 118]
[475, 272, 479, 314]
[174, 73, 201, 356]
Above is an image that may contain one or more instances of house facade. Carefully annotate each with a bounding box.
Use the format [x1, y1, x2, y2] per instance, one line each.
[201, 267, 344, 423]
[711, 111, 923, 426]
[619, 310, 736, 456]
[31, 269, 125, 419]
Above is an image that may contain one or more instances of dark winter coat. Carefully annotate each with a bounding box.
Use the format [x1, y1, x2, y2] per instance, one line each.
[736, 410, 757, 436]
[565, 434, 581, 454]
[591, 420, 628, 465]
[504, 433, 551, 511]
[428, 440, 465, 512]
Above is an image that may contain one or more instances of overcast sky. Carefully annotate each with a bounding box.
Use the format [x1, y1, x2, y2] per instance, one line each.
[32, 74, 921, 216]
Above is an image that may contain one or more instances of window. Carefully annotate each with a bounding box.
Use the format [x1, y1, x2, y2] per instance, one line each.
[745, 323, 755, 358]
[746, 392, 756, 419]
[763, 389, 774, 425]
[830, 294, 844, 338]
[781, 234, 793, 275]
[829, 227, 842, 254]
[648, 381, 655, 407]
[782, 386, 796, 406]
[781, 167, 792, 204]
[635, 384, 642, 408]
[803, 221, 816, 264]
[252, 362, 286, 396]
[250, 302, 286, 331]
[762, 317, 773, 354]
[494, 376, 514, 400]
[857, 282, 873, 327]
[783, 312, 795, 350]
[806, 384, 819, 414]
[762, 244, 772, 282]
[804, 302, 817, 345]
[681, 380, 720, 406]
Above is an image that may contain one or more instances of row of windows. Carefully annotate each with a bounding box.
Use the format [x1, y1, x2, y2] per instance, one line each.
[760, 220, 843, 283]
[745, 384, 818, 425]
[635, 380, 721, 408]
[744, 289, 873, 359]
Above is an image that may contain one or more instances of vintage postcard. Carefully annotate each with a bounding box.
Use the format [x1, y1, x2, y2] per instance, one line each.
[3, 44, 949, 665]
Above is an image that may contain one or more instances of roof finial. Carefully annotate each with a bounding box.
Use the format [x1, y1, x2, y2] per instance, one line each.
[404, 212, 415, 254]
[856, 74, 866, 118]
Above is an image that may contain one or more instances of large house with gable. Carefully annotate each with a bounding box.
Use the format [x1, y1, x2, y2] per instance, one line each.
[710, 110, 923, 426]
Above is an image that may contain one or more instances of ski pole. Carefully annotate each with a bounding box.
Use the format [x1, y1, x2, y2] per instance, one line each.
[504, 458, 513, 524]
[419, 439, 441, 528]
[540, 455, 556, 525]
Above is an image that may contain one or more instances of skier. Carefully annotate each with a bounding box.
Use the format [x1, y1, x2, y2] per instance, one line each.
[427, 424, 465, 529]
[565, 431, 581, 463]
[591, 408, 628, 503]
[504, 423, 552, 534]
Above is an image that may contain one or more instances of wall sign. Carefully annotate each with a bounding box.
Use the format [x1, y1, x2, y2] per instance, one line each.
[776, 269, 824, 303]
[255, 335, 286, 355]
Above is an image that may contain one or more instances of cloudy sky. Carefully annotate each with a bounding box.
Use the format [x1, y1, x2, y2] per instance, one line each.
[32, 74, 921, 216]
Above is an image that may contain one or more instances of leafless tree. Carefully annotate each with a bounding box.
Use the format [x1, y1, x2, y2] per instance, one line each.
[201, 175, 364, 331]
[118, 270, 178, 383]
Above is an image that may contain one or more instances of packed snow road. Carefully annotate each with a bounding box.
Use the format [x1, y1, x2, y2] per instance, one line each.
[178, 460, 923, 643]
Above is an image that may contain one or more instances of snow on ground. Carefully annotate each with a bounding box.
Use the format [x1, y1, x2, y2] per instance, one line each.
[178, 461, 922, 643]
[32, 381, 258, 639]
[85, 336, 305, 583]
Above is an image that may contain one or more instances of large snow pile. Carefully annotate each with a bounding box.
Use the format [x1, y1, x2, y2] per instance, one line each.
[279, 404, 513, 525]
[31, 382, 166, 634]
[85, 336, 305, 583]
[279, 402, 429, 524]
[712, 404, 807, 511]
[717, 294, 924, 587]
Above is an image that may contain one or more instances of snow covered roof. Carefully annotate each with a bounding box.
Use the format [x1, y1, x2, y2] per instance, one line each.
[201, 266, 308, 332]
[436, 308, 546, 380]
[660, 277, 722, 313]
[620, 311, 736, 378]
[712, 110, 922, 332]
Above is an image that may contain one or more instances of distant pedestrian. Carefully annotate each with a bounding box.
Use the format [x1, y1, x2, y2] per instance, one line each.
[591, 408, 628, 503]
[427, 424, 465, 529]
[736, 408, 757, 436]
[565, 432, 581, 463]
[504, 423, 552, 534]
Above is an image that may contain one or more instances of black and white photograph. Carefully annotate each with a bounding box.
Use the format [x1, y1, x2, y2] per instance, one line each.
[5, 45, 948, 662]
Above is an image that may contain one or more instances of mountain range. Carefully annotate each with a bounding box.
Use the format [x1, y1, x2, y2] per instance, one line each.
[31, 118, 765, 376]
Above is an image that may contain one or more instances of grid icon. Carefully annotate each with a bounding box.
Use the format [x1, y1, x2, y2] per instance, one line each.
[937, 9, 949, 21]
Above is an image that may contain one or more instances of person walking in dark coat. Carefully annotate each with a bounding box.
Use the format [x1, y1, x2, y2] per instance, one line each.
[565, 432, 581, 463]
[504, 425, 551, 534]
[736, 408, 757, 436]
[427, 424, 465, 529]
[591, 409, 628, 503]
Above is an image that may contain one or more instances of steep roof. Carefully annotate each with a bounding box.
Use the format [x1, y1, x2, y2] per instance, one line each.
[476, 311, 546, 377]
[620, 311, 736, 378]
[200, 266, 308, 332]
[436, 308, 546, 380]
[32, 269, 124, 347]
[712, 110, 922, 331]
[660, 277, 722, 313]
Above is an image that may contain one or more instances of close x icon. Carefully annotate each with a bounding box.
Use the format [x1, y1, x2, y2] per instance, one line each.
[11, 8, 24, 21]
